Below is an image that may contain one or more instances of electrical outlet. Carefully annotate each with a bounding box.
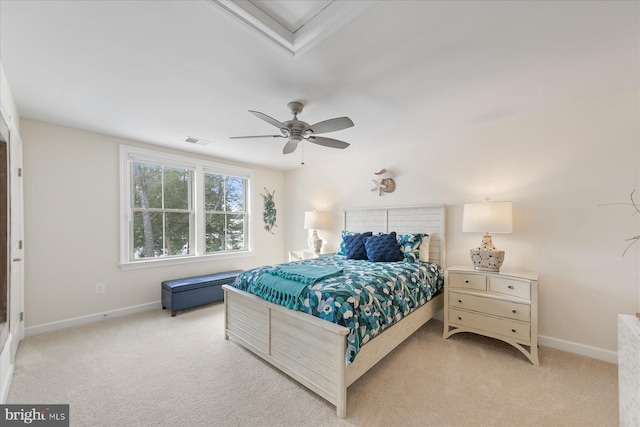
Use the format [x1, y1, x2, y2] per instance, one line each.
[96, 283, 105, 294]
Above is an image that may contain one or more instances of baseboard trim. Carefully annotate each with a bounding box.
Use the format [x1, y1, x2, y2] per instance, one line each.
[25, 301, 161, 338]
[538, 334, 618, 364]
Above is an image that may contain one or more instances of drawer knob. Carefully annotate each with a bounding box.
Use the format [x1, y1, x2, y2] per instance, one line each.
[511, 328, 517, 333]
[458, 299, 462, 303]
[511, 309, 517, 314]
[508, 285, 514, 289]
[458, 316, 462, 320]
[464, 280, 469, 283]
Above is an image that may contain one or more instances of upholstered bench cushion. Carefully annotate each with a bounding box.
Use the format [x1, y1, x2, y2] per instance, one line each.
[161, 270, 242, 316]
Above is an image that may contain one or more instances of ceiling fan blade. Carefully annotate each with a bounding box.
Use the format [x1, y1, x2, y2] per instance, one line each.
[308, 136, 350, 149]
[283, 140, 298, 154]
[249, 110, 287, 129]
[229, 135, 284, 139]
[307, 117, 354, 134]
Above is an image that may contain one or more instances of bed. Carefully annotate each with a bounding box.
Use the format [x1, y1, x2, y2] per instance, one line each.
[223, 205, 446, 418]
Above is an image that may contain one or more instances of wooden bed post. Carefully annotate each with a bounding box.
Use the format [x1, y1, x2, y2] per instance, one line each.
[336, 334, 347, 418]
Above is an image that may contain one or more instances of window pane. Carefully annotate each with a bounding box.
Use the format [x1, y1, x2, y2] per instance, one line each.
[204, 173, 224, 211]
[226, 213, 245, 250]
[133, 211, 163, 258]
[205, 213, 225, 253]
[133, 162, 162, 209]
[123, 146, 252, 264]
[165, 212, 190, 256]
[225, 177, 245, 212]
[163, 167, 190, 210]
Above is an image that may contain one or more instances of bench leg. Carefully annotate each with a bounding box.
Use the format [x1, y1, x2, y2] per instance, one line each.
[171, 311, 177, 317]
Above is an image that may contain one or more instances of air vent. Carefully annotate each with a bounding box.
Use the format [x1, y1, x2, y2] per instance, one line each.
[184, 136, 213, 146]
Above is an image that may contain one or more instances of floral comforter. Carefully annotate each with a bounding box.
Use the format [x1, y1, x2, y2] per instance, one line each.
[232, 255, 444, 364]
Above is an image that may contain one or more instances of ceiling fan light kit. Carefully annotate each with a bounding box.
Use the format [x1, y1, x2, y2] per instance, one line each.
[230, 102, 354, 155]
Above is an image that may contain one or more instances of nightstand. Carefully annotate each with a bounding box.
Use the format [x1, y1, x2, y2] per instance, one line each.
[288, 249, 335, 262]
[443, 266, 539, 366]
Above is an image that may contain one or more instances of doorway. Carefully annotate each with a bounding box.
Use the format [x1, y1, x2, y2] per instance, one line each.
[0, 117, 8, 350]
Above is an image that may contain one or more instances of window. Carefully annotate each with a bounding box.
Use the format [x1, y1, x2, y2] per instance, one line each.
[132, 162, 193, 259]
[204, 173, 247, 253]
[120, 145, 253, 268]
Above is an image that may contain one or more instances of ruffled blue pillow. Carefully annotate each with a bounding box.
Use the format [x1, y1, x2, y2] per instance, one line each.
[397, 233, 427, 262]
[336, 230, 357, 255]
[343, 232, 372, 260]
[365, 232, 403, 262]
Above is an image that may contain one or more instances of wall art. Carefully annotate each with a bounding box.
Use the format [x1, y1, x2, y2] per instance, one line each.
[261, 187, 277, 234]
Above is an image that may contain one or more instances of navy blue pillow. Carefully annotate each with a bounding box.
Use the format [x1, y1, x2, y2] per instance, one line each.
[365, 232, 403, 262]
[343, 232, 372, 260]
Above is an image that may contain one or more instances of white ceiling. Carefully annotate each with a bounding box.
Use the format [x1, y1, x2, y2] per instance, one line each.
[0, 1, 637, 171]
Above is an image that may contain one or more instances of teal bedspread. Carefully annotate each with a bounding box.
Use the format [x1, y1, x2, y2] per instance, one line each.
[253, 265, 343, 309]
[232, 256, 444, 364]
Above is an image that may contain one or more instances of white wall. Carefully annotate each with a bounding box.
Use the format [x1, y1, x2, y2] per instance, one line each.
[21, 119, 285, 329]
[0, 64, 19, 132]
[284, 90, 639, 359]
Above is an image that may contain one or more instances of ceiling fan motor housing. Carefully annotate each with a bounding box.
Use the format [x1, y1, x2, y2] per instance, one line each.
[283, 120, 310, 136]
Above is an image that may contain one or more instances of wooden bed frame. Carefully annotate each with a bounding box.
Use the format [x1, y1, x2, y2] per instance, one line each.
[223, 205, 446, 418]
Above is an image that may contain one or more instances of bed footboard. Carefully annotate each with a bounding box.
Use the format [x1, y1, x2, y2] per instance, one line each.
[223, 285, 350, 417]
[223, 285, 444, 418]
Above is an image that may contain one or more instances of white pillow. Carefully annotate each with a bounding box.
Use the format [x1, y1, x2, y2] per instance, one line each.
[419, 235, 431, 262]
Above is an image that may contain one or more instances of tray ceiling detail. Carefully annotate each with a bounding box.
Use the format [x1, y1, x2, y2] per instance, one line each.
[212, 0, 375, 56]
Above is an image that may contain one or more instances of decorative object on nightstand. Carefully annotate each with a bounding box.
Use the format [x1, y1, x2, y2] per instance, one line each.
[443, 266, 539, 366]
[462, 198, 512, 272]
[304, 210, 329, 253]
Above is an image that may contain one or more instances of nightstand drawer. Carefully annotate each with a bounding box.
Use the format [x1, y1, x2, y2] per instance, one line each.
[449, 291, 531, 322]
[448, 273, 486, 290]
[449, 308, 530, 342]
[489, 276, 530, 300]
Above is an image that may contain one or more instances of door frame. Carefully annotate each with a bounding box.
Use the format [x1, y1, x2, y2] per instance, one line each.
[0, 108, 24, 403]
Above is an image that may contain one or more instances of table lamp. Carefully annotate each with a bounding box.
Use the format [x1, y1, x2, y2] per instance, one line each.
[304, 210, 329, 253]
[462, 198, 512, 272]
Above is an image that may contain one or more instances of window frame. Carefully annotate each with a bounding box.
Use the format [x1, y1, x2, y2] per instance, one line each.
[131, 161, 195, 259]
[202, 171, 248, 254]
[119, 145, 254, 270]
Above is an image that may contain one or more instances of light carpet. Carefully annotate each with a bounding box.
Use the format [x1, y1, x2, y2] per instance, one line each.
[8, 303, 618, 426]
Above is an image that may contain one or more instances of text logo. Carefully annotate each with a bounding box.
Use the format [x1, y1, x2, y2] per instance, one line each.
[1, 405, 69, 426]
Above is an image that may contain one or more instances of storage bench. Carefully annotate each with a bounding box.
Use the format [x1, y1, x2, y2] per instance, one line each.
[161, 270, 242, 316]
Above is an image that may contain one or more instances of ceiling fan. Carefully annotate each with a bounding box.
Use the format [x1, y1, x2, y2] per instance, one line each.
[230, 102, 354, 154]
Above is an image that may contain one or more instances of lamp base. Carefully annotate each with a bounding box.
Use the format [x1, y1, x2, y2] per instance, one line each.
[469, 234, 505, 272]
[308, 230, 323, 253]
[470, 249, 505, 272]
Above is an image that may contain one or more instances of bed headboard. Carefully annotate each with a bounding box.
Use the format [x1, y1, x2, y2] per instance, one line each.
[343, 205, 446, 268]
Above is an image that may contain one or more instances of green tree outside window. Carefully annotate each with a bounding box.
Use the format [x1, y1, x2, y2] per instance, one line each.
[204, 173, 247, 252]
[132, 162, 192, 259]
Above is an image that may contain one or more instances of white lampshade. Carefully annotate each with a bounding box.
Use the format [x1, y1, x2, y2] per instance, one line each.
[462, 199, 512, 272]
[462, 200, 512, 233]
[304, 211, 329, 230]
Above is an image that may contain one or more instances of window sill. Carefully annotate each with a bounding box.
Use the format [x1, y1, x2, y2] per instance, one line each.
[119, 250, 253, 271]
